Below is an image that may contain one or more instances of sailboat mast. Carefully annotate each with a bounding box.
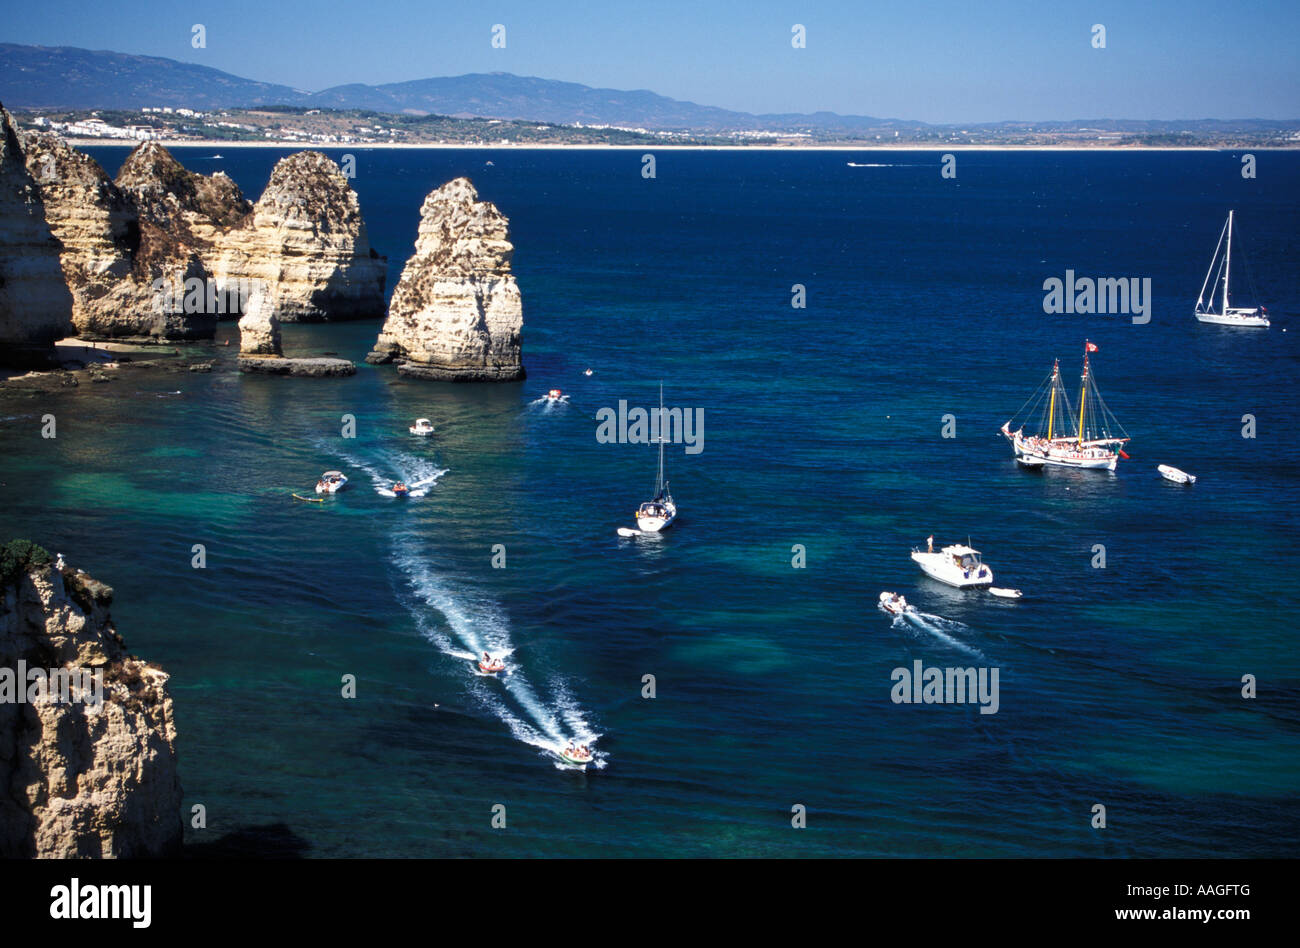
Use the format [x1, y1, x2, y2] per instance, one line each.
[1077, 344, 1089, 447]
[1047, 359, 1058, 441]
[655, 381, 665, 496]
[1223, 210, 1233, 313]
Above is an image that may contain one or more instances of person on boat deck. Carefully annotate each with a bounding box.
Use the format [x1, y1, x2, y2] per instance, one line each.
[927, 535, 934, 553]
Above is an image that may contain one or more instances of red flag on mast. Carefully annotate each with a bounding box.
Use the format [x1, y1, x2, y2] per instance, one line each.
[1085, 342, 1099, 353]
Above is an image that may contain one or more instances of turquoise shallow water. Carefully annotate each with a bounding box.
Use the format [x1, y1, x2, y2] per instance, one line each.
[0, 147, 1297, 856]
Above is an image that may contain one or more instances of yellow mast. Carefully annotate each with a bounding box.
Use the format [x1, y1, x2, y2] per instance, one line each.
[1047, 359, 1058, 441]
[1077, 344, 1089, 447]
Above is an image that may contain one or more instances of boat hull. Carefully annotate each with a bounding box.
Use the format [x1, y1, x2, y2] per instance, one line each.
[636, 502, 677, 533]
[1009, 434, 1119, 471]
[910, 551, 993, 588]
[1195, 311, 1269, 328]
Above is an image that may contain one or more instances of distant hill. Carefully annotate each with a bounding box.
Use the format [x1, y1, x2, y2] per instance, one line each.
[0, 43, 909, 132]
[0, 44, 1294, 138]
[0, 44, 304, 111]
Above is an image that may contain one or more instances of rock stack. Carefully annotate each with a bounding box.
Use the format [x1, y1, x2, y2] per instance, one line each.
[367, 177, 524, 381]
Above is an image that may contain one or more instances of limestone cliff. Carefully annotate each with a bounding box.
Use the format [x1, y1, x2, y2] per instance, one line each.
[22, 132, 211, 341]
[0, 105, 74, 366]
[367, 177, 524, 382]
[0, 541, 183, 858]
[210, 151, 386, 322]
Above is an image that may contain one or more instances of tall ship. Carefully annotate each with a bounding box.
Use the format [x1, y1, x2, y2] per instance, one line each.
[1001, 341, 1130, 472]
[1194, 210, 1270, 328]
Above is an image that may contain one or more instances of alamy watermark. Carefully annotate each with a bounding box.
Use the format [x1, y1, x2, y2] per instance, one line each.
[151, 276, 265, 316]
[1043, 270, 1151, 324]
[890, 660, 1000, 714]
[1, 662, 104, 710]
[595, 400, 704, 454]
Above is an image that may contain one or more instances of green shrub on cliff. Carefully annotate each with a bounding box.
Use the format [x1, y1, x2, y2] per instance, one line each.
[0, 539, 53, 585]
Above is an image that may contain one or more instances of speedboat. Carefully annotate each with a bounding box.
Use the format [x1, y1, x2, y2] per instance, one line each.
[1158, 464, 1196, 485]
[392, 482, 410, 496]
[478, 656, 506, 674]
[559, 745, 593, 768]
[409, 418, 435, 436]
[546, 388, 564, 402]
[315, 471, 348, 494]
[878, 592, 914, 616]
[584, 369, 593, 377]
[911, 541, 994, 588]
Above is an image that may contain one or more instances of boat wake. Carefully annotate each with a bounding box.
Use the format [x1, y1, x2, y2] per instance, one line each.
[527, 394, 571, 413]
[324, 445, 448, 497]
[392, 542, 605, 770]
[895, 611, 985, 659]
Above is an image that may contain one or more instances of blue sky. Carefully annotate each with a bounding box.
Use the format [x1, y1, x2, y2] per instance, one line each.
[5, 0, 1298, 122]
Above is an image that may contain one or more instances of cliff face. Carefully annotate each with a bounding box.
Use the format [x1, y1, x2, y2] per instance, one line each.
[0, 546, 183, 858]
[0, 106, 74, 365]
[367, 177, 524, 381]
[211, 151, 386, 322]
[6, 134, 385, 345]
[22, 132, 212, 341]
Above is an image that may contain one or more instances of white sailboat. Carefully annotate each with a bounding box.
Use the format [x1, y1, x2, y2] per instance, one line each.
[1195, 210, 1270, 327]
[634, 383, 677, 533]
[1001, 341, 1130, 472]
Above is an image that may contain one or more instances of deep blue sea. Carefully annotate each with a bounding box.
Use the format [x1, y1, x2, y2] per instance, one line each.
[2, 146, 1297, 857]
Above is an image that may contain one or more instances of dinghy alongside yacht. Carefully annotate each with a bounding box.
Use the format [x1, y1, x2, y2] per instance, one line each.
[633, 383, 677, 533]
[1195, 210, 1270, 328]
[911, 541, 994, 588]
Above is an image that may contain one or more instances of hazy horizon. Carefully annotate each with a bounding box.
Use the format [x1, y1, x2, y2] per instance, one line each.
[4, 0, 1298, 123]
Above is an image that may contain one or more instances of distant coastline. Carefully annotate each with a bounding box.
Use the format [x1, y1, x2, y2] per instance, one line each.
[62, 138, 1274, 152]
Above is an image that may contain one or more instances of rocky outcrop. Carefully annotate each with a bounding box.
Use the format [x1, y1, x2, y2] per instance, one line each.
[367, 177, 523, 381]
[236, 281, 281, 356]
[237, 356, 356, 377]
[0, 105, 74, 366]
[211, 152, 385, 322]
[0, 541, 183, 858]
[21, 132, 212, 341]
[11, 137, 384, 346]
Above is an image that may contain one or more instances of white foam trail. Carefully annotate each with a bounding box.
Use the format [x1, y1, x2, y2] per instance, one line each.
[392, 540, 604, 767]
[322, 443, 448, 497]
[527, 395, 570, 413]
[896, 612, 985, 659]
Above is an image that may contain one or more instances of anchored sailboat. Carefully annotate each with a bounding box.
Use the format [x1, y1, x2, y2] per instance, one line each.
[1195, 210, 1270, 328]
[634, 383, 677, 533]
[1001, 341, 1130, 471]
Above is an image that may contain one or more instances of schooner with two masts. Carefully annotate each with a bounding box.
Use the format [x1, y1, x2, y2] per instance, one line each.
[1001, 341, 1130, 471]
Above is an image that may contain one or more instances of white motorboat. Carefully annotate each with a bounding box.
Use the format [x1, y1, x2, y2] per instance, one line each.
[314, 470, 348, 494]
[1158, 464, 1196, 485]
[477, 655, 506, 674]
[546, 388, 564, 402]
[1002, 341, 1130, 471]
[558, 745, 594, 768]
[878, 592, 914, 616]
[911, 542, 994, 588]
[1195, 210, 1270, 327]
[634, 383, 678, 533]
[989, 587, 1023, 599]
[409, 418, 435, 436]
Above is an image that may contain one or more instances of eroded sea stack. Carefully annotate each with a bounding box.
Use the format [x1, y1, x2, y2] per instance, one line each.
[211, 151, 386, 323]
[0, 106, 74, 366]
[3, 126, 386, 347]
[22, 133, 212, 341]
[367, 177, 524, 381]
[0, 541, 183, 857]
